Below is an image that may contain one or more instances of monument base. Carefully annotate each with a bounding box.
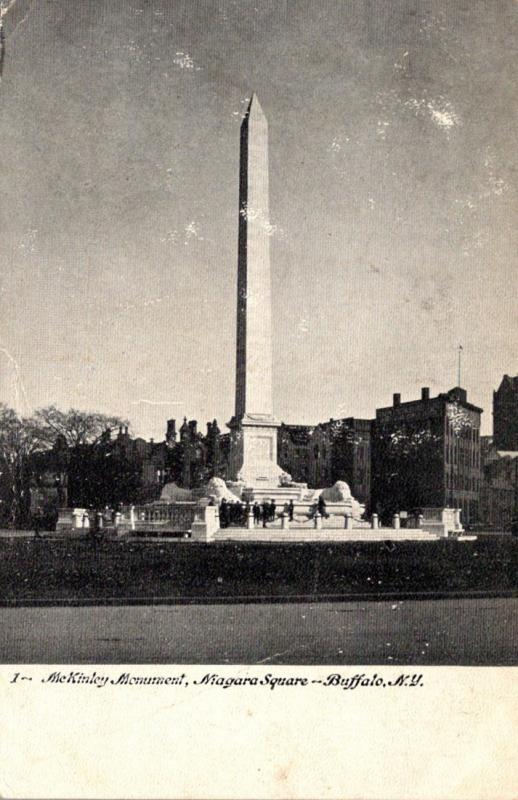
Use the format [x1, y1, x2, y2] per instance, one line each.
[227, 482, 308, 504]
[227, 413, 292, 489]
[216, 480, 365, 523]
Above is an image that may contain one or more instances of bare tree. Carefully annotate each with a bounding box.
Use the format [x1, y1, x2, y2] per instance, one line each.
[0, 405, 129, 525]
[0, 404, 40, 525]
[31, 405, 128, 448]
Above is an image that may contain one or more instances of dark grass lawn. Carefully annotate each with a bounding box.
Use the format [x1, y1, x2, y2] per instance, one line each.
[0, 535, 516, 603]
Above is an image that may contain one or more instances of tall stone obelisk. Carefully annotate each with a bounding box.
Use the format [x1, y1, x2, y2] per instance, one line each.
[228, 94, 285, 488]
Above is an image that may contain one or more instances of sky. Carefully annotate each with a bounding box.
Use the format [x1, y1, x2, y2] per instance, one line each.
[0, 0, 517, 439]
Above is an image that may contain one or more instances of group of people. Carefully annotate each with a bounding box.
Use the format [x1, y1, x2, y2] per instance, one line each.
[218, 498, 296, 529]
[217, 495, 331, 529]
[81, 505, 123, 530]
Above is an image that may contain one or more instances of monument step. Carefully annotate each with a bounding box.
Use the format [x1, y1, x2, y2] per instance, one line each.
[213, 528, 440, 543]
[240, 487, 309, 503]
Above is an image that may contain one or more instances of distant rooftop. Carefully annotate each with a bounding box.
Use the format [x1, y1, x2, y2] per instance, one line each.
[377, 386, 483, 415]
[496, 374, 518, 392]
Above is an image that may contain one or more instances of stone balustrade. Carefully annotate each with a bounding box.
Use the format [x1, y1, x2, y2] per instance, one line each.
[54, 503, 462, 542]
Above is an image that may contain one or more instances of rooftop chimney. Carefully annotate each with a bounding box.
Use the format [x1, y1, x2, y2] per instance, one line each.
[166, 419, 176, 443]
[393, 393, 401, 407]
[421, 387, 430, 401]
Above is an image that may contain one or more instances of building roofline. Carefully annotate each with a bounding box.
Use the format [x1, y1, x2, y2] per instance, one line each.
[376, 393, 483, 416]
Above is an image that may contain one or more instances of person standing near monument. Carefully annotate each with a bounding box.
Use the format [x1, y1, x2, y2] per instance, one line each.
[33, 507, 43, 539]
[95, 509, 104, 533]
[318, 495, 328, 519]
[219, 498, 229, 528]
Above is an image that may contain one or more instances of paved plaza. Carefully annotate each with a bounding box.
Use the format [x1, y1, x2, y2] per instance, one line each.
[1, 596, 516, 665]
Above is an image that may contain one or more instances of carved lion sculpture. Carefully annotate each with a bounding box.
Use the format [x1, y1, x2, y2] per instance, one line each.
[319, 481, 353, 503]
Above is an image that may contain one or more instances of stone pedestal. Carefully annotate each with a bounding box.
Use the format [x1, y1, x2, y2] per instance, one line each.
[56, 508, 74, 532]
[420, 507, 464, 537]
[191, 506, 219, 542]
[237, 484, 306, 504]
[228, 414, 286, 488]
[72, 509, 90, 529]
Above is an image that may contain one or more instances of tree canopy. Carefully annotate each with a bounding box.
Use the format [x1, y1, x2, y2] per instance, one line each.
[31, 405, 128, 448]
[0, 404, 129, 526]
[0, 404, 43, 524]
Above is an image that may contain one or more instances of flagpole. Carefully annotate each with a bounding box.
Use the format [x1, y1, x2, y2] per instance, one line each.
[457, 345, 462, 387]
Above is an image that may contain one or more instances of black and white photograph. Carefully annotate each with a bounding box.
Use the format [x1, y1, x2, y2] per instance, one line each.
[1, 0, 517, 667]
[0, 2, 517, 796]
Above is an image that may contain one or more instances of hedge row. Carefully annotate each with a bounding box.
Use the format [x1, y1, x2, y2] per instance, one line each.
[0, 535, 516, 602]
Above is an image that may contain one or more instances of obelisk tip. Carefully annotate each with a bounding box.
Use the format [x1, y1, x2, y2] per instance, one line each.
[247, 93, 264, 117]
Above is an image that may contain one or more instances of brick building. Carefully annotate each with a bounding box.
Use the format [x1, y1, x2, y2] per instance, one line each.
[493, 374, 518, 450]
[278, 424, 313, 483]
[175, 417, 227, 488]
[371, 387, 482, 524]
[307, 418, 372, 504]
[111, 425, 168, 495]
[480, 436, 518, 529]
[28, 417, 228, 512]
[28, 425, 167, 515]
[277, 418, 372, 504]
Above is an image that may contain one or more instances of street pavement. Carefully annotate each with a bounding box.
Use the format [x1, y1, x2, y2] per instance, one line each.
[1, 596, 517, 664]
